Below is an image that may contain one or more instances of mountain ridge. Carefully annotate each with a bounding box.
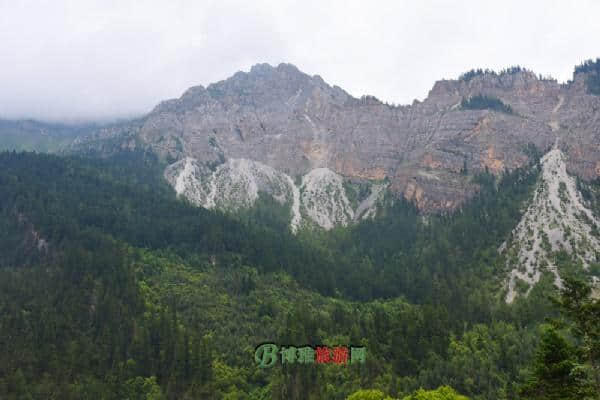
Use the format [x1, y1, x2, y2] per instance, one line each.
[29, 58, 600, 227]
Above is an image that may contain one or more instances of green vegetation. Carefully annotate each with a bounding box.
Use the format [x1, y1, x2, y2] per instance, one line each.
[343, 180, 372, 210]
[0, 149, 597, 399]
[575, 58, 600, 95]
[347, 385, 469, 400]
[519, 277, 600, 399]
[402, 386, 469, 400]
[0, 119, 93, 153]
[520, 327, 589, 399]
[458, 66, 527, 82]
[0, 130, 69, 152]
[460, 95, 513, 114]
[459, 69, 493, 82]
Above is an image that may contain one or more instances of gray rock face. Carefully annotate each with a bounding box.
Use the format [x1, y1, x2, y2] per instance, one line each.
[73, 62, 600, 215]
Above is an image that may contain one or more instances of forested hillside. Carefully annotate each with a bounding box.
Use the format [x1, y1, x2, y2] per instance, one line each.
[0, 150, 598, 399]
[0, 120, 95, 153]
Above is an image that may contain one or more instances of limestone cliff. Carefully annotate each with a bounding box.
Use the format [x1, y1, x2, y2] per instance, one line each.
[71, 61, 600, 227]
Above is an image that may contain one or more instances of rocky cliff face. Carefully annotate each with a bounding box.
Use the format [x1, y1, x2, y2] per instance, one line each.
[72, 61, 600, 229]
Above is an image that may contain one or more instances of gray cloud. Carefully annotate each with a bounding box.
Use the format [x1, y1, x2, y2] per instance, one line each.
[1, 0, 599, 122]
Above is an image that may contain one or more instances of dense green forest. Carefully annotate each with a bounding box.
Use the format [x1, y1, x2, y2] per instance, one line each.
[0, 150, 598, 399]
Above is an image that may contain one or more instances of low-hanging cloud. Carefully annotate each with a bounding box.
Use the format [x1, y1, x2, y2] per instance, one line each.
[1, 0, 599, 122]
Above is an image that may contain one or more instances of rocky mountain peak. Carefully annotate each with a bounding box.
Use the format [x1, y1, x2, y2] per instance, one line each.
[153, 62, 351, 116]
[73, 59, 600, 228]
[426, 67, 558, 108]
[249, 62, 301, 76]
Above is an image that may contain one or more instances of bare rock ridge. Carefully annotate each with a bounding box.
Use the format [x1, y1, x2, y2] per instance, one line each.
[73, 60, 600, 229]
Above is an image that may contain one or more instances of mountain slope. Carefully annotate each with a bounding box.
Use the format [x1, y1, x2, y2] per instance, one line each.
[0, 149, 549, 399]
[0, 119, 96, 152]
[3, 60, 600, 398]
[164, 155, 385, 230]
[69, 60, 600, 230]
[503, 147, 600, 302]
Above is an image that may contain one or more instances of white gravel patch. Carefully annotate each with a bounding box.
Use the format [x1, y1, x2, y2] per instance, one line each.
[300, 168, 354, 230]
[502, 148, 600, 303]
[166, 158, 388, 232]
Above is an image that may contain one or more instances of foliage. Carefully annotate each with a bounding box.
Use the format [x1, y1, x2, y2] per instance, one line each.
[574, 58, 600, 75]
[347, 389, 393, 400]
[519, 277, 600, 399]
[460, 95, 513, 114]
[574, 58, 600, 95]
[458, 69, 496, 82]
[0, 149, 587, 399]
[402, 386, 469, 400]
[519, 327, 592, 400]
[458, 66, 527, 82]
[552, 277, 600, 394]
[0, 119, 85, 152]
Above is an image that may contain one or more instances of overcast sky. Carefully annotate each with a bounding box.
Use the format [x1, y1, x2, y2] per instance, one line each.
[1, 0, 599, 122]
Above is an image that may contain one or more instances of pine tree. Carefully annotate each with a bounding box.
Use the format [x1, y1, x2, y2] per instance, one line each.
[553, 277, 600, 395]
[519, 327, 593, 399]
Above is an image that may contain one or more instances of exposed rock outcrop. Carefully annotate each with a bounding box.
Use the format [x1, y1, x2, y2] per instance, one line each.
[72, 61, 600, 227]
[164, 156, 385, 231]
[502, 148, 600, 303]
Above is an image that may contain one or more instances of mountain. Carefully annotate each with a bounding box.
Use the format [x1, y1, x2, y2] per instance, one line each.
[2, 61, 600, 398]
[0, 119, 95, 152]
[70, 60, 600, 231]
[2, 140, 597, 399]
[7, 60, 600, 299]
[0, 149, 544, 399]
